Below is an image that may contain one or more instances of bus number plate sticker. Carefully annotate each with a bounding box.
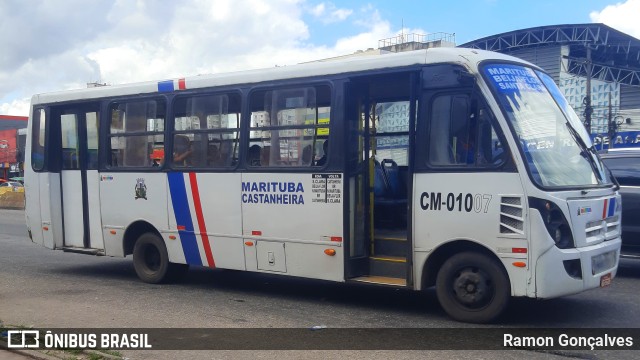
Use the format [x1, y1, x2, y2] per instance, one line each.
[600, 273, 612, 287]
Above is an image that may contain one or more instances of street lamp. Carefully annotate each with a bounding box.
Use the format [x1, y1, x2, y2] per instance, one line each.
[608, 115, 631, 149]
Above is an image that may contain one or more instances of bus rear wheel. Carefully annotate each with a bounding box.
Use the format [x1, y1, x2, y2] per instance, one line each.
[133, 232, 187, 283]
[436, 252, 510, 323]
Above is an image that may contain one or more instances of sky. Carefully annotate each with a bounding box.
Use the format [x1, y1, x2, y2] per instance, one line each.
[1, 0, 639, 116]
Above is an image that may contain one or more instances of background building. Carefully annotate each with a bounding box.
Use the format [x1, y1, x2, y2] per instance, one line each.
[459, 23, 640, 149]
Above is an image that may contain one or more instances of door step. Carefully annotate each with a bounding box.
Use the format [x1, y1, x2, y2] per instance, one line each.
[350, 275, 407, 287]
[373, 228, 408, 257]
[373, 237, 408, 257]
[61, 247, 105, 256]
[370, 255, 406, 262]
[369, 255, 407, 278]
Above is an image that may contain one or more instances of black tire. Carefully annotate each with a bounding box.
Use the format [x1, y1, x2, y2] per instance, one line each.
[436, 252, 510, 323]
[133, 232, 176, 284]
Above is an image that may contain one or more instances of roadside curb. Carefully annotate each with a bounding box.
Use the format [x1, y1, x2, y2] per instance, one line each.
[0, 341, 60, 360]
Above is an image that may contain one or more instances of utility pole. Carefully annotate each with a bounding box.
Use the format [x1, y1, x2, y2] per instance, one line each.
[608, 92, 615, 149]
[584, 47, 593, 134]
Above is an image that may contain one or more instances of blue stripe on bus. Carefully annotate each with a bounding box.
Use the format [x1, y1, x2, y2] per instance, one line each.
[608, 197, 616, 218]
[168, 173, 202, 266]
[157, 80, 174, 92]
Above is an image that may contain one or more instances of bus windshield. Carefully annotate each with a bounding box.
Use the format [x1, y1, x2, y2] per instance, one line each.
[482, 63, 611, 188]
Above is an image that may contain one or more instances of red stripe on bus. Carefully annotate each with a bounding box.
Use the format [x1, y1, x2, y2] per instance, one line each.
[178, 78, 186, 90]
[602, 199, 608, 219]
[188, 172, 215, 268]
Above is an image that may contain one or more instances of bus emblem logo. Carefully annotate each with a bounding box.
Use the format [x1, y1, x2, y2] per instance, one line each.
[577, 206, 592, 216]
[135, 178, 147, 200]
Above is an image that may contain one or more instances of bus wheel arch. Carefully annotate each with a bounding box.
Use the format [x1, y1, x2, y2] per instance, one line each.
[123, 220, 159, 257]
[124, 221, 188, 284]
[422, 240, 511, 323]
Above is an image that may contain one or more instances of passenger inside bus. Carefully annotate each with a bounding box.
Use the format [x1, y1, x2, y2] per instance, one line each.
[261, 146, 271, 166]
[315, 140, 328, 166]
[173, 135, 193, 165]
[248, 144, 262, 166]
[207, 145, 222, 166]
[301, 145, 312, 165]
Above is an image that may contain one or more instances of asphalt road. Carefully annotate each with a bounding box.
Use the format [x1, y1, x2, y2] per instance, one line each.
[1, 208, 639, 359]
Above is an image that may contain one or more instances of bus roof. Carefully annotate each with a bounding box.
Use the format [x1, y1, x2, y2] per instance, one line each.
[30, 47, 530, 105]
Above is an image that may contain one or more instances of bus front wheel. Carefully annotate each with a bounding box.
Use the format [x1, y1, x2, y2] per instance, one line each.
[133, 232, 186, 283]
[436, 252, 510, 323]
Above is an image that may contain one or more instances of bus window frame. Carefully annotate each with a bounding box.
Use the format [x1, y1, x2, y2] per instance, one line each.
[169, 90, 243, 171]
[30, 106, 48, 172]
[244, 82, 334, 171]
[105, 96, 168, 171]
[416, 88, 515, 173]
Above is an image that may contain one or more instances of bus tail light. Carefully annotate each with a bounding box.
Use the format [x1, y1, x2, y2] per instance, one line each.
[529, 197, 575, 249]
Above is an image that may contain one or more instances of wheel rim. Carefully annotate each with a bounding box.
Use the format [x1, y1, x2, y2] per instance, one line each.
[451, 266, 494, 310]
[142, 244, 161, 272]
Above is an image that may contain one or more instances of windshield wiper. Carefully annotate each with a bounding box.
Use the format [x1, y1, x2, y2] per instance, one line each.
[564, 121, 604, 183]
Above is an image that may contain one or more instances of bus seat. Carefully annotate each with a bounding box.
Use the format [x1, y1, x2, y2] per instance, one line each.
[374, 159, 407, 228]
[381, 159, 404, 198]
[373, 159, 388, 197]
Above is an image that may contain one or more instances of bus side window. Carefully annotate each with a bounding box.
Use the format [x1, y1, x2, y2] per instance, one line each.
[171, 93, 241, 169]
[429, 95, 504, 168]
[247, 86, 331, 167]
[476, 109, 505, 165]
[108, 99, 166, 168]
[31, 108, 46, 171]
[429, 94, 470, 166]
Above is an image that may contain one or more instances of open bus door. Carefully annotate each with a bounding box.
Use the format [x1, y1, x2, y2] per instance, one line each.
[50, 104, 104, 252]
[344, 72, 417, 287]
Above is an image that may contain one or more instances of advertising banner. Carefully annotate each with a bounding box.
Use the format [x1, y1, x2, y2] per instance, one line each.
[0, 129, 18, 163]
[591, 131, 640, 151]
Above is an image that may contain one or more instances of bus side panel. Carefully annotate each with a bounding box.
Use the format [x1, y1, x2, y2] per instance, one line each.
[46, 173, 64, 249]
[61, 170, 85, 248]
[240, 173, 344, 282]
[166, 173, 245, 270]
[99, 173, 168, 257]
[86, 171, 104, 249]
[24, 171, 43, 247]
[412, 172, 530, 296]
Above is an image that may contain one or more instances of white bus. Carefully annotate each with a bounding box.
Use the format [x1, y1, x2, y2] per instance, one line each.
[24, 48, 621, 323]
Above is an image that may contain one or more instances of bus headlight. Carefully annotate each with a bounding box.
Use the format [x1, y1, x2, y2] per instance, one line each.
[529, 197, 575, 249]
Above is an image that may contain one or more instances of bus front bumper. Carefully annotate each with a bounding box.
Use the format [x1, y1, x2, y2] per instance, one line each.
[535, 237, 621, 299]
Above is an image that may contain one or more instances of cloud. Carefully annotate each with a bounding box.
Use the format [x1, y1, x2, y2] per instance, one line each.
[309, 3, 326, 17]
[0, 0, 399, 116]
[590, 0, 640, 38]
[0, 0, 113, 70]
[331, 8, 353, 22]
[0, 99, 31, 116]
[307, 2, 353, 24]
